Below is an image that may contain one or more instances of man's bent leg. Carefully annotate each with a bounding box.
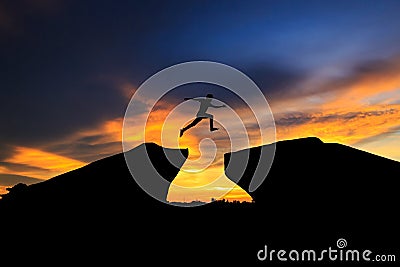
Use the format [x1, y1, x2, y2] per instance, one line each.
[180, 117, 203, 137]
[209, 115, 219, 132]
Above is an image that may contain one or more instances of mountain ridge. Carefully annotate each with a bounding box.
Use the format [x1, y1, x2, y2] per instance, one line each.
[1, 137, 399, 265]
[225, 136, 400, 208]
[0, 142, 188, 211]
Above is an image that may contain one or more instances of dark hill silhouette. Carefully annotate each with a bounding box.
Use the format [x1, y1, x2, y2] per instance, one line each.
[223, 137, 399, 249]
[0, 142, 188, 212]
[225, 137, 400, 209]
[0, 137, 399, 265]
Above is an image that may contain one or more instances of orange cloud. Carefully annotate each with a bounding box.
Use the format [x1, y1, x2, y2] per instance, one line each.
[272, 57, 400, 162]
[1, 147, 86, 179]
[322, 65, 400, 110]
[75, 118, 123, 144]
[276, 105, 400, 145]
[39, 117, 124, 163]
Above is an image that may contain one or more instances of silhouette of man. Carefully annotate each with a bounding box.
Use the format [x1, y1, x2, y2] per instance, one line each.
[180, 94, 226, 137]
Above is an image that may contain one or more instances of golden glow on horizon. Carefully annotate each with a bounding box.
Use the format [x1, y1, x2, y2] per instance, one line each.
[356, 133, 400, 162]
[0, 186, 7, 196]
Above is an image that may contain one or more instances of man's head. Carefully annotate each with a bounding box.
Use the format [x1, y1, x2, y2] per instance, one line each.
[206, 93, 213, 98]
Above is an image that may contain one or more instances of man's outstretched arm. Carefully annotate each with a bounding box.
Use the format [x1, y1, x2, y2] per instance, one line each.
[185, 97, 203, 102]
[210, 103, 226, 108]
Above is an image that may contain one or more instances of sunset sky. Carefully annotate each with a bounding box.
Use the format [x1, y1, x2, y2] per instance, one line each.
[1, 0, 400, 201]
